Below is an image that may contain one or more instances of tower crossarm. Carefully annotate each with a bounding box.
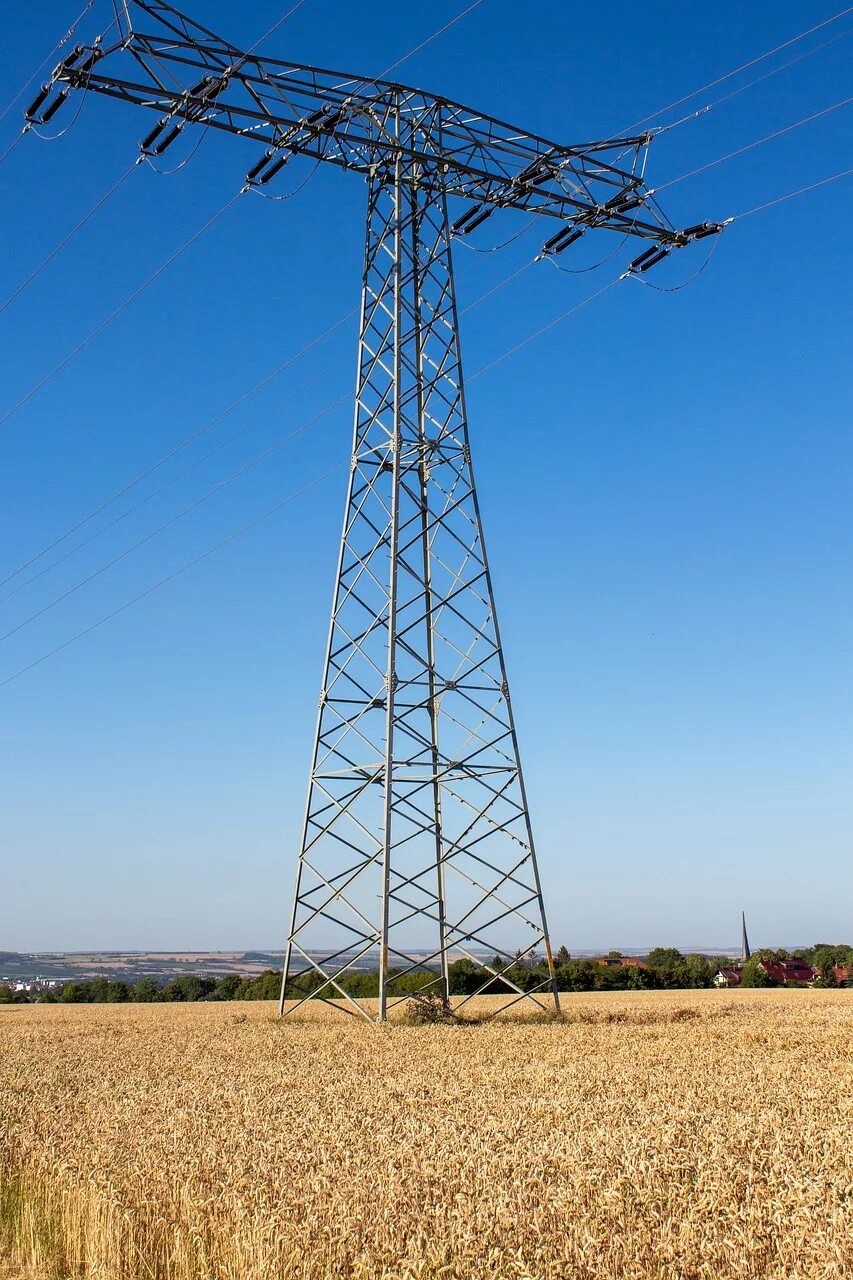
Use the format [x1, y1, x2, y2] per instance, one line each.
[33, 0, 719, 258]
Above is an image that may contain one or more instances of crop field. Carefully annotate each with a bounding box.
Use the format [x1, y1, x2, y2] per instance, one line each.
[1, 991, 851, 1280]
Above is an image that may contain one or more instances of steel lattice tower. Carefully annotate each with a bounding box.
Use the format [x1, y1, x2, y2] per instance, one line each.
[283, 164, 558, 1018]
[32, 0, 718, 1019]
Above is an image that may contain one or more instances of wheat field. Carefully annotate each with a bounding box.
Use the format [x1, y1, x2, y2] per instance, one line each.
[1, 991, 851, 1280]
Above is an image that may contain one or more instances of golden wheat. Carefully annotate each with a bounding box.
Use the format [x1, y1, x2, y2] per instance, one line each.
[1, 990, 851, 1280]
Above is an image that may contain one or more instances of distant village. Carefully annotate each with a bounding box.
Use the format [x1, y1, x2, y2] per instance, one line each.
[585, 916, 851, 989]
[711, 915, 850, 987]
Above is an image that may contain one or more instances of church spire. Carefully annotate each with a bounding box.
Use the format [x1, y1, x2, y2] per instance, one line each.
[741, 911, 751, 963]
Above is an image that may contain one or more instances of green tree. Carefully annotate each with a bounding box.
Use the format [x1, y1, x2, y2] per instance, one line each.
[683, 955, 713, 989]
[130, 977, 160, 1003]
[740, 957, 775, 988]
[554, 946, 570, 967]
[594, 964, 630, 991]
[339, 971, 379, 999]
[813, 960, 837, 989]
[505, 961, 540, 992]
[159, 975, 217, 1002]
[0, 984, 13, 1003]
[105, 981, 129, 1003]
[58, 982, 92, 1003]
[213, 975, 243, 1001]
[557, 960, 598, 992]
[282, 969, 323, 1000]
[645, 947, 684, 970]
[810, 943, 853, 970]
[626, 964, 651, 990]
[232, 970, 283, 1001]
[247, 970, 284, 1000]
[448, 958, 485, 996]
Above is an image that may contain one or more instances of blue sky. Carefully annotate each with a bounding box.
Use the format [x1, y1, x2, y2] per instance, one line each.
[0, 0, 850, 953]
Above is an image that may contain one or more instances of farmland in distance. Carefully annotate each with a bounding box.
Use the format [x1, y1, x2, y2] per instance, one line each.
[1, 990, 851, 1279]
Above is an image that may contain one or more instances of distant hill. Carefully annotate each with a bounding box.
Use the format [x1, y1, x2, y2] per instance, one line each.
[0, 951, 287, 983]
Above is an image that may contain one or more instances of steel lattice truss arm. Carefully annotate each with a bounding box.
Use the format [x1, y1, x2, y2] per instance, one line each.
[29, 0, 719, 267]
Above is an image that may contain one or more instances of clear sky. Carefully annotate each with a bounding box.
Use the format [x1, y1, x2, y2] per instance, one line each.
[0, 0, 851, 954]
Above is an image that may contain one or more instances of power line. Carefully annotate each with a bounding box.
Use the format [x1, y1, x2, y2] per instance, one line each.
[0, 160, 139, 319]
[0, 190, 242, 435]
[0, 268, 619, 691]
[331, 0, 488, 99]
[626, 233, 722, 293]
[0, 215, 524, 596]
[0, 396, 349, 645]
[0, 0, 491, 566]
[3, 145, 847, 690]
[655, 95, 853, 192]
[0, 255, 535, 634]
[728, 165, 853, 221]
[0, 357, 343, 607]
[0, 129, 27, 169]
[655, 27, 852, 135]
[623, 5, 853, 133]
[5, 2, 845, 1008]
[0, 306, 358, 591]
[241, 0, 312, 62]
[460, 259, 533, 311]
[0, 12, 122, 159]
[0, 0, 95, 130]
[378, 0, 487, 78]
[0, 466, 345, 692]
[3, 82, 841, 605]
[542, 232, 630, 276]
[0, 0, 313, 311]
[470, 278, 621, 382]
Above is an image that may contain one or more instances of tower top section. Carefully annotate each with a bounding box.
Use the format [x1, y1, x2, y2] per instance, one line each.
[30, 0, 720, 273]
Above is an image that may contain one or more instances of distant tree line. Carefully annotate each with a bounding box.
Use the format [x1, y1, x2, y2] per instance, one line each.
[0, 972, 283, 1005]
[2, 942, 849, 1005]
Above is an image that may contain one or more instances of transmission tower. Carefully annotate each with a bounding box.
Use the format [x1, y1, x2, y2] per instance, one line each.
[29, 0, 719, 1020]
